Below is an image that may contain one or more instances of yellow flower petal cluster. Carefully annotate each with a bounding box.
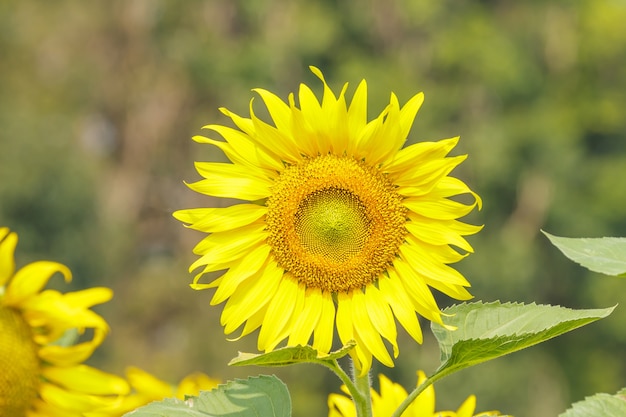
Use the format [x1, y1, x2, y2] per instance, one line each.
[86, 367, 220, 416]
[174, 67, 481, 374]
[0, 227, 129, 417]
[328, 371, 506, 417]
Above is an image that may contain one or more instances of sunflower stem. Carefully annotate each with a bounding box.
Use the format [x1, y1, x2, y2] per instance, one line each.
[352, 365, 373, 417]
[319, 358, 366, 412]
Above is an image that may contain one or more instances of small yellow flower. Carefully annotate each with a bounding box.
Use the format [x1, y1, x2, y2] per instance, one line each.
[0, 227, 129, 417]
[328, 371, 505, 417]
[175, 67, 481, 374]
[86, 367, 221, 416]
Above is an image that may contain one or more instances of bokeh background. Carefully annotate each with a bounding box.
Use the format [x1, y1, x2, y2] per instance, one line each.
[2, 1, 626, 415]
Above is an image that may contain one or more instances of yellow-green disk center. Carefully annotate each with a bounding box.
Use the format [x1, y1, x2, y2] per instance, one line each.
[294, 188, 369, 263]
[0, 306, 39, 417]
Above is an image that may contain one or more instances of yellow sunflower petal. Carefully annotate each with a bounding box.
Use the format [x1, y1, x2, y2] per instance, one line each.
[353, 106, 387, 161]
[173, 205, 267, 233]
[0, 227, 17, 286]
[250, 100, 303, 163]
[126, 366, 172, 397]
[41, 364, 129, 395]
[281, 279, 307, 346]
[287, 287, 322, 347]
[227, 303, 268, 341]
[38, 383, 116, 412]
[360, 93, 403, 166]
[257, 277, 301, 351]
[219, 107, 256, 137]
[297, 82, 328, 154]
[220, 259, 283, 333]
[197, 125, 284, 172]
[391, 261, 444, 326]
[424, 279, 474, 301]
[378, 273, 423, 344]
[189, 224, 266, 269]
[309, 66, 350, 153]
[210, 244, 272, 305]
[60, 287, 113, 309]
[29, 398, 84, 417]
[456, 395, 478, 417]
[406, 215, 482, 253]
[253, 88, 293, 135]
[351, 290, 394, 368]
[176, 372, 220, 399]
[399, 243, 471, 287]
[187, 163, 271, 200]
[351, 332, 373, 376]
[395, 155, 467, 190]
[287, 94, 319, 156]
[312, 290, 335, 354]
[335, 291, 355, 347]
[22, 291, 110, 338]
[398, 92, 425, 142]
[328, 392, 357, 417]
[384, 136, 459, 173]
[377, 374, 407, 412]
[410, 370, 436, 417]
[405, 234, 469, 265]
[403, 195, 477, 221]
[3, 261, 71, 306]
[346, 79, 368, 156]
[364, 285, 398, 357]
[38, 328, 107, 366]
[425, 176, 483, 212]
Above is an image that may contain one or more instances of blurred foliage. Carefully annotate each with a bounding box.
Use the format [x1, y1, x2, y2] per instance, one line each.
[1, 1, 626, 416]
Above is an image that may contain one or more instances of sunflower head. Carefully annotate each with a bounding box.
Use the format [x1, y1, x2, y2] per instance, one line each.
[0, 227, 129, 417]
[174, 67, 482, 374]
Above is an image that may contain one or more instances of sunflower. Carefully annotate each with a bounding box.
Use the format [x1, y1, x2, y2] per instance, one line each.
[174, 67, 481, 373]
[86, 367, 221, 416]
[328, 371, 505, 417]
[0, 227, 129, 417]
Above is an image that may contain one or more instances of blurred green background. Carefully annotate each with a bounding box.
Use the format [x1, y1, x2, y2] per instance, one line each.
[1, 1, 625, 415]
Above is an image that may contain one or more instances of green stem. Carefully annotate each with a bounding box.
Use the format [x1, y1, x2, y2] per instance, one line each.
[318, 358, 372, 417]
[321, 359, 361, 398]
[353, 367, 373, 417]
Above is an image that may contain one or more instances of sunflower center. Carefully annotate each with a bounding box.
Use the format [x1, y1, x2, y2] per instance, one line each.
[266, 154, 407, 293]
[294, 188, 369, 263]
[0, 305, 40, 417]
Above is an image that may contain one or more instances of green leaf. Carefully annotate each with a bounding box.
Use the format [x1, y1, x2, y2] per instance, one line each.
[123, 375, 290, 417]
[543, 231, 626, 276]
[229, 341, 355, 367]
[559, 392, 626, 417]
[430, 302, 614, 381]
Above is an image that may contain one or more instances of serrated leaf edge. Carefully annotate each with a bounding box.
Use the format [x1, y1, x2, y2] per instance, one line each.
[437, 301, 615, 337]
